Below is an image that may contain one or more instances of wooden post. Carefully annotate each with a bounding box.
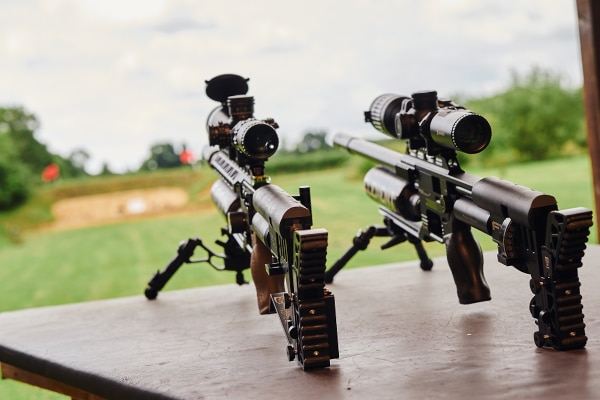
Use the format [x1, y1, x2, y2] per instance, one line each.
[577, 0, 600, 238]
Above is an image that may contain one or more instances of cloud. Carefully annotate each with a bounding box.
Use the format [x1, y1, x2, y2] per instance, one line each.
[78, 0, 169, 22]
[0, 0, 583, 173]
[152, 18, 215, 34]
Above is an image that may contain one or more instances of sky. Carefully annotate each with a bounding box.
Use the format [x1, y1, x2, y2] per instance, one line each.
[0, 0, 584, 174]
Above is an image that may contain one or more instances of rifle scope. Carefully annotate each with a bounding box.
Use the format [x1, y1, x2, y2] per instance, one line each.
[365, 91, 491, 154]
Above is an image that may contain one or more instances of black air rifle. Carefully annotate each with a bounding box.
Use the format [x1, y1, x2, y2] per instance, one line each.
[145, 74, 338, 369]
[327, 91, 592, 350]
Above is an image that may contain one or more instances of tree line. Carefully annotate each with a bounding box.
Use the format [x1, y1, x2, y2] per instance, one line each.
[0, 107, 91, 210]
[463, 67, 586, 166]
[0, 67, 588, 211]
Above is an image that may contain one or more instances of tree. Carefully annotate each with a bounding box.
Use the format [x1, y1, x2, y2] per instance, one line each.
[0, 107, 53, 172]
[139, 143, 184, 171]
[465, 67, 585, 164]
[0, 133, 32, 209]
[0, 105, 90, 210]
[68, 149, 91, 171]
[99, 163, 114, 176]
[0, 106, 89, 177]
[0, 107, 41, 209]
[48, 149, 91, 178]
[296, 130, 328, 153]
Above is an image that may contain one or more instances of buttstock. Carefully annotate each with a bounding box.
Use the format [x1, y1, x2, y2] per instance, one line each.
[250, 235, 285, 315]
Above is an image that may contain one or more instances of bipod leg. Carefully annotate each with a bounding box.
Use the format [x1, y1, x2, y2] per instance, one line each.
[407, 236, 434, 271]
[144, 238, 202, 300]
[325, 226, 388, 283]
[381, 215, 434, 271]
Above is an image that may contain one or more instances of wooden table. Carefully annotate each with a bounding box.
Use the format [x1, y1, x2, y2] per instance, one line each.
[1, 247, 599, 399]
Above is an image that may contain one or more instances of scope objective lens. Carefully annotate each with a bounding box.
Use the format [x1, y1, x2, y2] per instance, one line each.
[429, 110, 491, 154]
[232, 119, 279, 159]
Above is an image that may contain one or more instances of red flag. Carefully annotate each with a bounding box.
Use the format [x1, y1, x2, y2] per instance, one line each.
[41, 163, 60, 182]
[179, 149, 194, 164]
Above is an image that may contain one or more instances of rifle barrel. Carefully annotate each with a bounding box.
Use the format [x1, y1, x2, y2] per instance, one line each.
[333, 133, 480, 193]
[333, 133, 400, 168]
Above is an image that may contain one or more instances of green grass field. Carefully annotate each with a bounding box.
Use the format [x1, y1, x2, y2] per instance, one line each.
[0, 155, 595, 399]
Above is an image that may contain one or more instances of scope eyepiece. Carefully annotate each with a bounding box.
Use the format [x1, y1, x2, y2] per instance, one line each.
[232, 119, 279, 160]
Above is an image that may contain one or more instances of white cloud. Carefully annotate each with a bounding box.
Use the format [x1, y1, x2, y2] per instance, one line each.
[0, 0, 583, 173]
[78, 0, 168, 22]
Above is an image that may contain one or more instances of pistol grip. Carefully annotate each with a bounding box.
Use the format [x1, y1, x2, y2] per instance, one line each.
[445, 227, 491, 304]
[251, 235, 285, 314]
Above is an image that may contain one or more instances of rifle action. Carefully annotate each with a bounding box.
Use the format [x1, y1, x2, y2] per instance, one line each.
[145, 74, 339, 369]
[327, 90, 592, 351]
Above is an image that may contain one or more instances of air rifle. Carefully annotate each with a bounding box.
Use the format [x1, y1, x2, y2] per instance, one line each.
[144, 74, 338, 369]
[326, 90, 592, 350]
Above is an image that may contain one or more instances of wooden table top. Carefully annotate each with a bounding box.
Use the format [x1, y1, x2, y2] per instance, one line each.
[1, 247, 599, 399]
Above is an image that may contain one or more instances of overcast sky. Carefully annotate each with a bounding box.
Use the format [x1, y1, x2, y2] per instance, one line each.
[0, 0, 583, 173]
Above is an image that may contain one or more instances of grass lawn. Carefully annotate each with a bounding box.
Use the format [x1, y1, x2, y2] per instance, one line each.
[0, 155, 595, 399]
[1, 155, 594, 312]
